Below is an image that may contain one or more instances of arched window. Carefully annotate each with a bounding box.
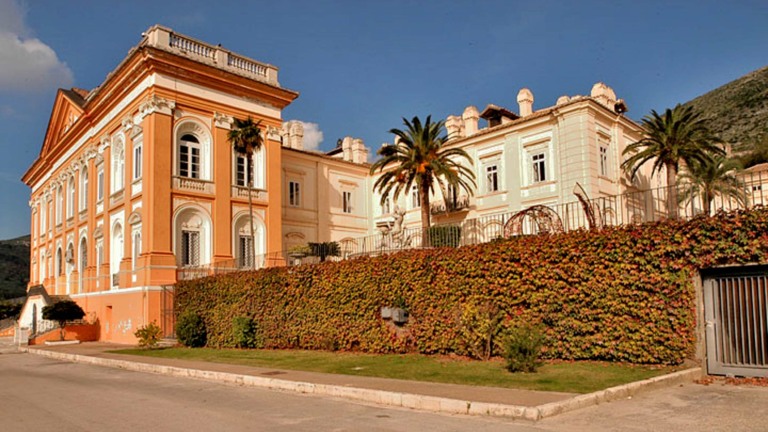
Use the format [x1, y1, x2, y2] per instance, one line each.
[56, 247, 63, 276]
[67, 176, 75, 218]
[56, 185, 63, 225]
[111, 222, 123, 288]
[132, 230, 141, 271]
[79, 237, 87, 293]
[175, 121, 212, 182]
[65, 242, 74, 295]
[179, 134, 201, 179]
[233, 214, 265, 269]
[79, 167, 88, 211]
[175, 206, 212, 268]
[112, 138, 125, 193]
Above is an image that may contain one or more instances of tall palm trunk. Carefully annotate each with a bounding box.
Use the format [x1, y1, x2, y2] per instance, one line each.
[420, 180, 431, 247]
[665, 162, 679, 219]
[247, 153, 256, 268]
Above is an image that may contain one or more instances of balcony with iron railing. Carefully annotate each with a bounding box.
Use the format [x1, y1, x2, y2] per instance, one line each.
[143, 26, 279, 86]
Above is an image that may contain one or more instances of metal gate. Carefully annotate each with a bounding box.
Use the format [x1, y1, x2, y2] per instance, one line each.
[703, 266, 768, 377]
[160, 285, 176, 339]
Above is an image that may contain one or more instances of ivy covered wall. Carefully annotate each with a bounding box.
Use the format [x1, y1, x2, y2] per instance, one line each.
[176, 208, 768, 364]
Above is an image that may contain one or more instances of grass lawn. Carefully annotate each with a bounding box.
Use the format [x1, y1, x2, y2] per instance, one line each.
[112, 347, 680, 394]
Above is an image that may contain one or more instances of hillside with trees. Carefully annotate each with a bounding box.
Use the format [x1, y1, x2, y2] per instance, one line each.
[684, 65, 768, 165]
[0, 235, 30, 299]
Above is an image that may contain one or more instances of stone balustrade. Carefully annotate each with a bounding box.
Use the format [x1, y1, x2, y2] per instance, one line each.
[144, 25, 278, 85]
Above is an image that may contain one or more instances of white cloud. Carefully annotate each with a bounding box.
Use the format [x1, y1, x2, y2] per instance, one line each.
[299, 121, 324, 151]
[0, 0, 74, 93]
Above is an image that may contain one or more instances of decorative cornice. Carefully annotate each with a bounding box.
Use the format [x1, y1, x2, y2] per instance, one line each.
[139, 95, 176, 118]
[213, 112, 233, 130]
[266, 125, 281, 141]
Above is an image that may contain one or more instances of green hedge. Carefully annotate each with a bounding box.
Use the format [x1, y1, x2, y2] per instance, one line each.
[175, 208, 768, 364]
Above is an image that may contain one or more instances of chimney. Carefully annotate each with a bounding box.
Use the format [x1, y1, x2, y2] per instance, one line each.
[462, 106, 479, 136]
[341, 136, 353, 161]
[517, 88, 533, 116]
[445, 115, 464, 139]
[289, 121, 304, 150]
[351, 138, 368, 164]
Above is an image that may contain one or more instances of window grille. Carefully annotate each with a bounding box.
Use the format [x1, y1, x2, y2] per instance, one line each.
[600, 145, 609, 177]
[239, 235, 253, 268]
[181, 230, 200, 266]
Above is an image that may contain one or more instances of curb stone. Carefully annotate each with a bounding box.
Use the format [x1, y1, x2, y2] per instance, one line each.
[22, 347, 702, 421]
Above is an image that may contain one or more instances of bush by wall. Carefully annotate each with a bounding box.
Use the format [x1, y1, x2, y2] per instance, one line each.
[176, 311, 207, 348]
[175, 208, 768, 364]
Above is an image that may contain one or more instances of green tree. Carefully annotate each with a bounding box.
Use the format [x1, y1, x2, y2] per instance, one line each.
[370, 116, 475, 239]
[42, 300, 85, 340]
[679, 154, 745, 214]
[621, 104, 724, 218]
[308, 242, 340, 262]
[228, 117, 263, 267]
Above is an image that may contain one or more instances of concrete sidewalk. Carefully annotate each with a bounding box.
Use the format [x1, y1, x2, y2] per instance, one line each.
[18, 341, 702, 421]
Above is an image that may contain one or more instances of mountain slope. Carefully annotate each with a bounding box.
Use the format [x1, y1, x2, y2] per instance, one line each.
[0, 235, 30, 299]
[684, 65, 768, 149]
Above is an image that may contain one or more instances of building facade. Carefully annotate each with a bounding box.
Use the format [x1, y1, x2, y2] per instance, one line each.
[22, 26, 295, 342]
[22, 26, 657, 343]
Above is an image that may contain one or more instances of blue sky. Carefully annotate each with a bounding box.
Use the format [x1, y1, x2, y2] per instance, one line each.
[0, 0, 766, 240]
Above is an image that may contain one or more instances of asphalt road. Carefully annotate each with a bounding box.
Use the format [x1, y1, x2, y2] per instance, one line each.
[1, 351, 767, 431]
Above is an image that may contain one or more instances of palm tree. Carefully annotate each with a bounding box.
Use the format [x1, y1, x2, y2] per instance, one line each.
[228, 117, 263, 267]
[621, 104, 724, 218]
[370, 116, 475, 242]
[679, 154, 745, 215]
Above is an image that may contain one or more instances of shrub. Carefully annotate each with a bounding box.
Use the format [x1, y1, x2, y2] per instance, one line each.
[134, 322, 162, 349]
[232, 316, 262, 348]
[428, 225, 461, 248]
[503, 324, 545, 373]
[176, 311, 207, 347]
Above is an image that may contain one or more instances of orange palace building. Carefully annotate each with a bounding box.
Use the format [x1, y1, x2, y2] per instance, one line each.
[21, 26, 308, 343]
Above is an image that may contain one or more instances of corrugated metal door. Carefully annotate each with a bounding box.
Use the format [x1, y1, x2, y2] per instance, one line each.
[704, 266, 768, 377]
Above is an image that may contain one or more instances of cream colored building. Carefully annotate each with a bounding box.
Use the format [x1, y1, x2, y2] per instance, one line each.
[372, 83, 660, 238]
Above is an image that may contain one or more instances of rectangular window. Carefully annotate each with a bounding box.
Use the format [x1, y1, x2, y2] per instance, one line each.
[289, 181, 301, 207]
[236, 155, 252, 187]
[181, 230, 200, 267]
[97, 167, 104, 202]
[343, 191, 353, 213]
[532, 153, 547, 183]
[239, 235, 253, 268]
[599, 145, 609, 177]
[382, 197, 391, 215]
[411, 186, 421, 208]
[486, 164, 499, 193]
[133, 144, 143, 180]
[179, 145, 200, 179]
